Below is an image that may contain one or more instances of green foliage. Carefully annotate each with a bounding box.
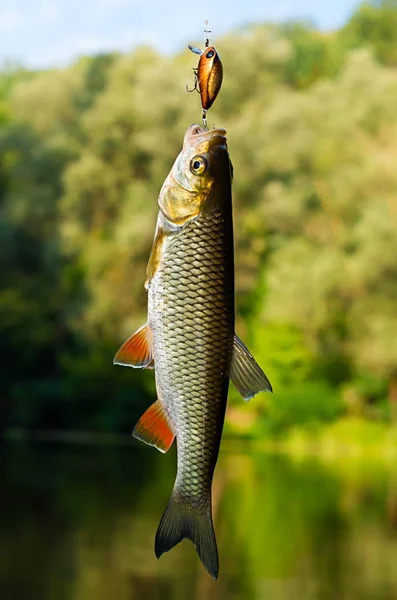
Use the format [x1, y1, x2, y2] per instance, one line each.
[261, 382, 344, 435]
[254, 49, 397, 406]
[282, 22, 343, 88]
[2, 2, 397, 435]
[249, 323, 314, 392]
[341, 1, 397, 66]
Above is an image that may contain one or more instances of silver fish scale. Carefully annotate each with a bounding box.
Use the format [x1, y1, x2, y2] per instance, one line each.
[149, 205, 234, 512]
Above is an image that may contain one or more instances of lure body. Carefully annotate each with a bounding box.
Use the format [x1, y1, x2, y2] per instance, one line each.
[197, 46, 223, 110]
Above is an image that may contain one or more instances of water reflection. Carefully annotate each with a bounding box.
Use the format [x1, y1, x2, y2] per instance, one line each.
[1, 440, 397, 600]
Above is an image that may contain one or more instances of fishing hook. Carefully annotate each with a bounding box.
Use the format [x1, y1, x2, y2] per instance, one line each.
[186, 67, 200, 93]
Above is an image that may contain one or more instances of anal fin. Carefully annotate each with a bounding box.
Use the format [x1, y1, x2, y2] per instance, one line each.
[133, 399, 175, 453]
[113, 323, 153, 368]
[230, 334, 273, 401]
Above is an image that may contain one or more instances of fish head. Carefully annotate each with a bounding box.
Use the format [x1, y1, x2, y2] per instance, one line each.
[158, 124, 230, 225]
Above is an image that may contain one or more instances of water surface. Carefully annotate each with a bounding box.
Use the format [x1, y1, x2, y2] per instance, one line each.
[1, 439, 397, 600]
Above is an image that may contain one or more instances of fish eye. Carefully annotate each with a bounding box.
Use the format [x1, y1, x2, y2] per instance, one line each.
[190, 155, 207, 175]
[206, 50, 215, 58]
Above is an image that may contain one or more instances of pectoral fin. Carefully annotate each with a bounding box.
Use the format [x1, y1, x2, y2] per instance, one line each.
[230, 335, 272, 401]
[145, 225, 166, 290]
[133, 399, 175, 453]
[113, 323, 153, 368]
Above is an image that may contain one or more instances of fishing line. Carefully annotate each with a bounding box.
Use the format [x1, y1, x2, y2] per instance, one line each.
[202, 0, 211, 127]
[187, 1, 222, 130]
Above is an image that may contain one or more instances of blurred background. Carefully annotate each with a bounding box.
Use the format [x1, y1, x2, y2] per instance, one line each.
[1, 1, 397, 598]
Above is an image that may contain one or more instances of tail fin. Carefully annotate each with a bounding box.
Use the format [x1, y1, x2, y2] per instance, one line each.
[155, 492, 219, 580]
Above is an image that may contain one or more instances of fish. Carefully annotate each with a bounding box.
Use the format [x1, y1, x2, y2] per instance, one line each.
[114, 124, 272, 579]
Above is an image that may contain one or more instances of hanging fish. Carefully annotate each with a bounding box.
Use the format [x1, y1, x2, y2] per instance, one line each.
[114, 124, 272, 579]
[188, 45, 223, 111]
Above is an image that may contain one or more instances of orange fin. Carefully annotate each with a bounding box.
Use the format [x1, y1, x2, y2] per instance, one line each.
[133, 399, 175, 453]
[113, 323, 153, 368]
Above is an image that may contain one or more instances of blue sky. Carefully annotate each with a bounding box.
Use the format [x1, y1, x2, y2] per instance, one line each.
[0, 0, 362, 69]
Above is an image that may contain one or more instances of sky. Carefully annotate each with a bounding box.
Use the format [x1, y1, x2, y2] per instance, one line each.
[0, 0, 362, 69]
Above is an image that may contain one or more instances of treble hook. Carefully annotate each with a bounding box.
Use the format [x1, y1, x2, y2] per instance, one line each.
[186, 68, 199, 93]
[186, 45, 203, 93]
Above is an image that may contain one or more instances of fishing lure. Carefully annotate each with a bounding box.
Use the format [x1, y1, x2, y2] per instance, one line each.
[187, 45, 223, 111]
[187, 44, 223, 128]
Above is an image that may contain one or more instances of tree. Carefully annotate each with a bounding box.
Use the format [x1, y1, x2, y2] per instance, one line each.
[342, 1, 397, 66]
[254, 50, 397, 408]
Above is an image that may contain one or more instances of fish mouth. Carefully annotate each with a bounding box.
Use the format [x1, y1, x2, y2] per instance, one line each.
[183, 124, 227, 149]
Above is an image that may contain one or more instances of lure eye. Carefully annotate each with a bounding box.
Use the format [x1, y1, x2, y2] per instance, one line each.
[190, 155, 207, 175]
[206, 50, 215, 58]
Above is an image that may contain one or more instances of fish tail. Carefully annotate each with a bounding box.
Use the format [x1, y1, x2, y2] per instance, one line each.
[155, 491, 219, 580]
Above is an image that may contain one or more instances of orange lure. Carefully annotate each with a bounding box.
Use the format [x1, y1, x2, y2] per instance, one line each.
[188, 45, 223, 111]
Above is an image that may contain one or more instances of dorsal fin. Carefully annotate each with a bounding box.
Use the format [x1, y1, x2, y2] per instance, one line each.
[133, 399, 175, 453]
[113, 323, 153, 368]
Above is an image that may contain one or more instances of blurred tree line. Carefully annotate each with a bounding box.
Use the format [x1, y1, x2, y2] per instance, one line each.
[1, 1, 397, 436]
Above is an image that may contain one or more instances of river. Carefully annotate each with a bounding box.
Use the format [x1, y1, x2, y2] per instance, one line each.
[1, 439, 397, 599]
